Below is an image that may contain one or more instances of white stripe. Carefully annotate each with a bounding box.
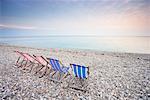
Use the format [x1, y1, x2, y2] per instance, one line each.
[76, 65, 79, 77]
[81, 66, 83, 78]
[72, 65, 76, 77]
[84, 67, 87, 78]
[72, 65, 75, 76]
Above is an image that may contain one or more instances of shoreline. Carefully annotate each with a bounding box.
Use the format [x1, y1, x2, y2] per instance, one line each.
[0, 44, 150, 99]
[0, 43, 150, 55]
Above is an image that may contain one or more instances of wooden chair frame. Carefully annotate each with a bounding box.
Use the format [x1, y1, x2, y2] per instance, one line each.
[33, 55, 52, 78]
[14, 51, 28, 68]
[67, 64, 90, 92]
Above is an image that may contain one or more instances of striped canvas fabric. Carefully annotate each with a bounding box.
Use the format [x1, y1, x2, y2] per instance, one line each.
[49, 58, 69, 73]
[15, 51, 24, 57]
[23, 53, 36, 62]
[15, 51, 22, 56]
[35, 56, 47, 66]
[71, 64, 89, 79]
[15, 51, 27, 60]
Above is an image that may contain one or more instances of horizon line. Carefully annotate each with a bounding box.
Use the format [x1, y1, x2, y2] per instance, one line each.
[0, 35, 150, 38]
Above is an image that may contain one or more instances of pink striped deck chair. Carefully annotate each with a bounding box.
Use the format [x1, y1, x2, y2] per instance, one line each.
[14, 51, 27, 68]
[21, 53, 39, 72]
[14, 51, 39, 72]
[33, 55, 52, 78]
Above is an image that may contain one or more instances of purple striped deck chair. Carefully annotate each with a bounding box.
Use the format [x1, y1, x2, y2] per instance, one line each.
[68, 63, 89, 92]
[47, 58, 70, 83]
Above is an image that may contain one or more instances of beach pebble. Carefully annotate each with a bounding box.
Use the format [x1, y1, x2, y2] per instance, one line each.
[0, 44, 150, 100]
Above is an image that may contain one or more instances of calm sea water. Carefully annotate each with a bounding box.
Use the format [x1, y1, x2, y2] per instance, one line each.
[0, 36, 149, 54]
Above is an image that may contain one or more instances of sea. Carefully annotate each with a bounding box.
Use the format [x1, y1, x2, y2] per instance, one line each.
[0, 36, 149, 54]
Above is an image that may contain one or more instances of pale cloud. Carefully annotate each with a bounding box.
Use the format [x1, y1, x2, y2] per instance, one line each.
[0, 24, 37, 30]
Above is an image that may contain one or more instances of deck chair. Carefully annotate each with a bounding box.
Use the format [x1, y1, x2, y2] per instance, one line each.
[21, 53, 39, 72]
[14, 51, 28, 68]
[47, 58, 70, 83]
[14, 51, 39, 72]
[33, 55, 52, 78]
[68, 64, 89, 92]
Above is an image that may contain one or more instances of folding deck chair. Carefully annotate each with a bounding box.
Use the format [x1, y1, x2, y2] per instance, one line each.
[21, 53, 39, 72]
[14, 51, 39, 72]
[47, 58, 70, 83]
[14, 51, 28, 68]
[68, 64, 89, 92]
[33, 55, 52, 78]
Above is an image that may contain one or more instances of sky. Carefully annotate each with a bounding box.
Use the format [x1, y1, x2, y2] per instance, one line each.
[0, 0, 150, 36]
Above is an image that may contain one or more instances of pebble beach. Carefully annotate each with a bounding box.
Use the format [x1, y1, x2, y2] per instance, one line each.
[0, 44, 150, 100]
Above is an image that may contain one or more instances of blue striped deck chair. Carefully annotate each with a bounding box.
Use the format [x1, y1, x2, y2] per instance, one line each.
[68, 64, 89, 92]
[47, 58, 70, 83]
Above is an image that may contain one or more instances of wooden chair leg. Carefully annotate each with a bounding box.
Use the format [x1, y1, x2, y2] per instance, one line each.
[18, 59, 26, 68]
[51, 71, 57, 78]
[67, 74, 74, 88]
[39, 65, 48, 78]
[15, 57, 20, 66]
[56, 73, 69, 84]
[68, 78, 88, 93]
[22, 60, 28, 70]
[26, 62, 33, 68]
[28, 63, 34, 73]
[59, 73, 62, 80]
[24, 61, 35, 71]
[54, 73, 69, 87]
[45, 66, 52, 76]
[61, 73, 68, 81]
[30, 63, 39, 73]
[35, 65, 44, 74]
